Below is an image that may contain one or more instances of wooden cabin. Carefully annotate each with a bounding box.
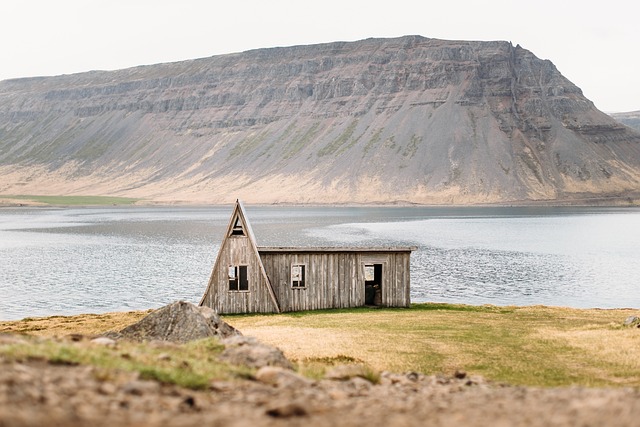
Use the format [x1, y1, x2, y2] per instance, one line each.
[199, 200, 415, 314]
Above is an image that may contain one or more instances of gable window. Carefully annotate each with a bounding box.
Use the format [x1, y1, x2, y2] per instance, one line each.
[229, 265, 248, 291]
[291, 264, 306, 288]
[231, 216, 245, 236]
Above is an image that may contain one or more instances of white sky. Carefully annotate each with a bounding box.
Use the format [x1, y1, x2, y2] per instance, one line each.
[2, 0, 638, 112]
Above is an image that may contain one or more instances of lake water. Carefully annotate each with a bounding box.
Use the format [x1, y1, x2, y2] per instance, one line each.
[1, 205, 639, 320]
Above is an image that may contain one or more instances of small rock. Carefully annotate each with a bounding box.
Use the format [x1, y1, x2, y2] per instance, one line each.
[157, 353, 171, 361]
[266, 402, 308, 418]
[324, 364, 371, 381]
[67, 333, 86, 342]
[435, 374, 450, 385]
[255, 366, 312, 388]
[623, 316, 640, 326]
[98, 382, 117, 395]
[385, 372, 417, 387]
[327, 388, 349, 400]
[122, 380, 161, 396]
[220, 336, 293, 369]
[90, 337, 117, 347]
[179, 396, 198, 411]
[454, 370, 467, 379]
[209, 380, 234, 392]
[349, 376, 373, 392]
[406, 371, 420, 382]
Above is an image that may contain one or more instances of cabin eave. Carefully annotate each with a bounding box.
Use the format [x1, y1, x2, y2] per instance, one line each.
[257, 246, 417, 254]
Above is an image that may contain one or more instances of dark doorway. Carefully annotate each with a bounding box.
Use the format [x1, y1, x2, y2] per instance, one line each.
[364, 263, 383, 306]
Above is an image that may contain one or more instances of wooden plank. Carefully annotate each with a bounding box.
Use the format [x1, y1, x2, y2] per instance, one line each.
[259, 246, 416, 253]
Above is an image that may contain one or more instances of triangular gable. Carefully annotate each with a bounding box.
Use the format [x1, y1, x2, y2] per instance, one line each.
[199, 199, 281, 313]
[230, 216, 245, 236]
[229, 199, 256, 243]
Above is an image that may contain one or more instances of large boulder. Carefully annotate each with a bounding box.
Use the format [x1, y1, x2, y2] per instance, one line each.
[113, 301, 241, 343]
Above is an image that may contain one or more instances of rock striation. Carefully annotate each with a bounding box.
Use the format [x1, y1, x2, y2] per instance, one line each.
[1, 35, 639, 204]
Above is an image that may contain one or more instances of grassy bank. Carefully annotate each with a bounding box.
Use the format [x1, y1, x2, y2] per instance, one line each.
[1, 303, 639, 388]
[0, 195, 140, 206]
[228, 304, 640, 388]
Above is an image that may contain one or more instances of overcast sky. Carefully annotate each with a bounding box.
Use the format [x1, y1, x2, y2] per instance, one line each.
[3, 0, 638, 112]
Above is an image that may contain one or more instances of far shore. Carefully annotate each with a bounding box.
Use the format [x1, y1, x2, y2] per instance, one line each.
[1, 193, 639, 208]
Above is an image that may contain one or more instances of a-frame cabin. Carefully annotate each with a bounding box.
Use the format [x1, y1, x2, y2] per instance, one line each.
[199, 200, 415, 314]
[199, 200, 281, 314]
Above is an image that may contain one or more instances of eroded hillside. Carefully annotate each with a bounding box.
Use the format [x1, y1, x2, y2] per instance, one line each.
[1, 36, 639, 204]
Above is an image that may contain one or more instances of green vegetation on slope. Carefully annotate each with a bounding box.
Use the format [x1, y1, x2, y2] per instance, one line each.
[0, 195, 140, 206]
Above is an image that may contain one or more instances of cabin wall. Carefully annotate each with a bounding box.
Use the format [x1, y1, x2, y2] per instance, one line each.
[260, 251, 411, 312]
[201, 235, 278, 314]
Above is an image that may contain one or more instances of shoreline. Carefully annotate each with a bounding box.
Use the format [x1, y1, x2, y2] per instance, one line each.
[2, 302, 639, 324]
[1, 192, 639, 208]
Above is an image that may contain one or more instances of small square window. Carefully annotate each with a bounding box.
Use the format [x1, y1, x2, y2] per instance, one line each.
[229, 265, 248, 291]
[291, 264, 305, 288]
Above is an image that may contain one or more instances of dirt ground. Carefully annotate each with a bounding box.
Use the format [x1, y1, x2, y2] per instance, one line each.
[2, 355, 640, 427]
[2, 306, 640, 427]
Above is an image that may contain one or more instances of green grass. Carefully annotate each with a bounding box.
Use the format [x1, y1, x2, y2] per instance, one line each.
[402, 134, 422, 158]
[3, 303, 639, 388]
[229, 303, 640, 388]
[0, 337, 250, 390]
[282, 122, 321, 160]
[0, 195, 140, 206]
[228, 130, 269, 159]
[317, 120, 359, 157]
[362, 128, 384, 156]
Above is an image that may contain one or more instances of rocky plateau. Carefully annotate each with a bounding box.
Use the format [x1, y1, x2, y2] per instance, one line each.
[1, 35, 639, 204]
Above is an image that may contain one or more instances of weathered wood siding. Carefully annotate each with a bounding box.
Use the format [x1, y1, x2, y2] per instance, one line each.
[259, 250, 411, 312]
[201, 235, 278, 314]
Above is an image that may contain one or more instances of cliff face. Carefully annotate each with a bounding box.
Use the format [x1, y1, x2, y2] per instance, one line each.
[1, 35, 639, 204]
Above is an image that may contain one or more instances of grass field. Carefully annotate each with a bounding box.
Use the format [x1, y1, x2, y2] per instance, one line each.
[1, 303, 639, 388]
[0, 195, 140, 206]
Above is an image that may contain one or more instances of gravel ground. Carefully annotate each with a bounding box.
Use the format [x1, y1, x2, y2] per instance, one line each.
[2, 358, 640, 427]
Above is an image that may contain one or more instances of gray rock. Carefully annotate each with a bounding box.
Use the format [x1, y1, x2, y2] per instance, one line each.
[219, 336, 293, 370]
[90, 337, 117, 347]
[324, 364, 372, 381]
[255, 366, 312, 388]
[265, 401, 308, 418]
[114, 301, 241, 343]
[623, 316, 640, 327]
[122, 380, 161, 396]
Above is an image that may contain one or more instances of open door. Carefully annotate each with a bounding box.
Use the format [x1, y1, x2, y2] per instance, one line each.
[364, 263, 383, 306]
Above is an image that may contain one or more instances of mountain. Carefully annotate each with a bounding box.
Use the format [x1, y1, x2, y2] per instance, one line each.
[611, 111, 640, 132]
[1, 35, 639, 205]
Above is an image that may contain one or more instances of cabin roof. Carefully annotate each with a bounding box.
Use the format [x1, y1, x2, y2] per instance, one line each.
[258, 246, 416, 253]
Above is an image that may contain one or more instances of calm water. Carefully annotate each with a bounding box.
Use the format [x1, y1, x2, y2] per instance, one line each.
[1, 205, 639, 320]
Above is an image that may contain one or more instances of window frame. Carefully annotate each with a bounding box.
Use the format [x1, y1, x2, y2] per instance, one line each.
[291, 264, 306, 289]
[228, 265, 249, 292]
